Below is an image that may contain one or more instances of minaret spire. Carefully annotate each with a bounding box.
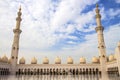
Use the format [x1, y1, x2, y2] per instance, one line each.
[15, 5, 22, 29]
[115, 41, 120, 76]
[10, 6, 22, 75]
[95, 4, 103, 28]
[95, 4, 105, 55]
[95, 4, 109, 80]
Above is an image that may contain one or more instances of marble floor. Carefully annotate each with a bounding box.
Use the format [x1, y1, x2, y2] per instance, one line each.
[0, 75, 120, 80]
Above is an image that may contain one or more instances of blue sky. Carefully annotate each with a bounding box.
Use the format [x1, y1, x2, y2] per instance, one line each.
[0, 0, 120, 64]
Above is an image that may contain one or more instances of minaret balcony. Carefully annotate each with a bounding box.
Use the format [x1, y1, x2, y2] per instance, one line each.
[96, 14, 101, 18]
[16, 17, 22, 21]
[13, 29, 22, 34]
[98, 45, 106, 49]
[95, 26, 104, 32]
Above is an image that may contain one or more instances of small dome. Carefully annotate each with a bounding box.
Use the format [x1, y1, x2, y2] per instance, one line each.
[67, 56, 73, 64]
[19, 57, 25, 64]
[80, 57, 86, 64]
[108, 54, 114, 61]
[92, 56, 99, 63]
[31, 57, 37, 64]
[43, 57, 49, 64]
[1, 55, 8, 63]
[55, 57, 61, 64]
[8, 58, 11, 64]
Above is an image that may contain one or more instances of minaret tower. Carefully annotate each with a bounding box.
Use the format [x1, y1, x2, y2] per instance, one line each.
[95, 4, 108, 80]
[115, 41, 120, 75]
[10, 6, 22, 74]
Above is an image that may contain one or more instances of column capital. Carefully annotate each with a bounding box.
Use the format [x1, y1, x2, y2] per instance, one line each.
[95, 26, 104, 32]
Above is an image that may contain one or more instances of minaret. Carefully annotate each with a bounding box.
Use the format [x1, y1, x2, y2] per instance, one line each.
[95, 4, 108, 80]
[10, 6, 22, 74]
[115, 41, 120, 75]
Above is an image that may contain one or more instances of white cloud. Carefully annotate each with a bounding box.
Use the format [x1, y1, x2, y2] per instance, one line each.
[59, 23, 120, 63]
[115, 0, 120, 3]
[67, 36, 78, 40]
[104, 23, 120, 53]
[67, 41, 76, 44]
[74, 11, 95, 30]
[1, 0, 120, 64]
[107, 8, 120, 18]
[0, 0, 99, 51]
[50, 0, 98, 31]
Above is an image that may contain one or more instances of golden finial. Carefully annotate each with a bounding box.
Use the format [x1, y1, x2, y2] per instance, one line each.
[19, 5, 21, 12]
[96, 3, 99, 8]
[17, 5, 22, 19]
[95, 3, 100, 14]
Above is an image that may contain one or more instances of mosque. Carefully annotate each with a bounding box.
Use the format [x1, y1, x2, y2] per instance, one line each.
[0, 4, 120, 80]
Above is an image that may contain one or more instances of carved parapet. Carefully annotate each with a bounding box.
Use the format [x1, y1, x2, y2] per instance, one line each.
[98, 45, 106, 49]
[13, 29, 22, 34]
[96, 14, 101, 18]
[95, 26, 104, 32]
[16, 17, 22, 21]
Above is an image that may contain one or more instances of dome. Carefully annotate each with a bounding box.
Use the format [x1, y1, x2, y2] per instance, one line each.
[80, 57, 86, 64]
[67, 57, 73, 64]
[108, 55, 114, 61]
[8, 58, 11, 64]
[43, 57, 49, 64]
[92, 56, 99, 63]
[1, 55, 8, 63]
[31, 57, 37, 64]
[19, 57, 25, 64]
[55, 57, 61, 64]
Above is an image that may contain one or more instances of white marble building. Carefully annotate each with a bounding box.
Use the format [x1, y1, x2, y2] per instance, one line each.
[0, 4, 120, 80]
